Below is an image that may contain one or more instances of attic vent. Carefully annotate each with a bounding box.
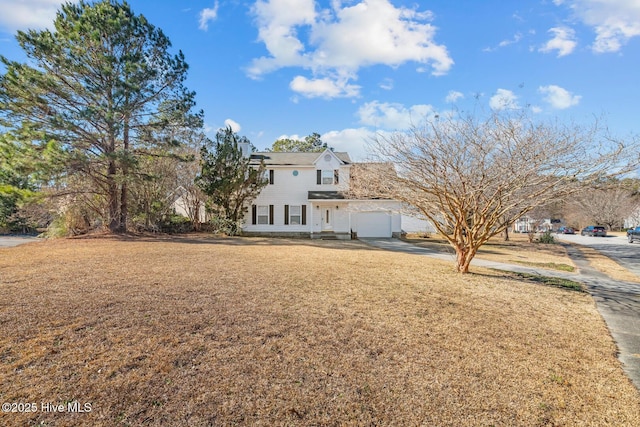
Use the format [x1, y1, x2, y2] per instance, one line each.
[324, 154, 332, 161]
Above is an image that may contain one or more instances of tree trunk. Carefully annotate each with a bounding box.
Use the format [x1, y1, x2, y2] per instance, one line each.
[503, 227, 510, 241]
[119, 181, 127, 232]
[118, 116, 130, 232]
[107, 160, 119, 232]
[454, 244, 477, 274]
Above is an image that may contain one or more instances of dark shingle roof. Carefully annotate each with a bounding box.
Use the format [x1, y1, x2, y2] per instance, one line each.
[308, 191, 346, 200]
[249, 151, 351, 165]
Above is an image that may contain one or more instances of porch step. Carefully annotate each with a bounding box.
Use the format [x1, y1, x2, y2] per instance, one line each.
[319, 232, 339, 240]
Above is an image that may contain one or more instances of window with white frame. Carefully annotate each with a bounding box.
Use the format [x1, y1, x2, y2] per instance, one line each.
[289, 205, 301, 225]
[317, 169, 339, 185]
[262, 169, 274, 184]
[257, 205, 269, 224]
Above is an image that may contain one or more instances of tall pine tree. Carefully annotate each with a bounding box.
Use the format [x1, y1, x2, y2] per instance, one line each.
[0, 0, 201, 232]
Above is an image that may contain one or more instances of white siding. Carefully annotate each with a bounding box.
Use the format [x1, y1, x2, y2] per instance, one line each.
[401, 215, 435, 233]
[243, 159, 351, 233]
[244, 166, 315, 233]
[242, 149, 401, 238]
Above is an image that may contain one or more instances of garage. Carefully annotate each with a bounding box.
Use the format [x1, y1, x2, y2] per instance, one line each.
[355, 212, 392, 238]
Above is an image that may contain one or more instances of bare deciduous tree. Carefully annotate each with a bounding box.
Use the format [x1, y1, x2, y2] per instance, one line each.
[351, 109, 638, 273]
[568, 183, 639, 230]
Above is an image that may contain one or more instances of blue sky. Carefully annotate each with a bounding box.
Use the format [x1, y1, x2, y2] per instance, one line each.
[1, 0, 639, 160]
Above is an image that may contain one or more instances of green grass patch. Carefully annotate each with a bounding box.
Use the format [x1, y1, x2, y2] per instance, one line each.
[508, 260, 575, 272]
[508, 271, 584, 292]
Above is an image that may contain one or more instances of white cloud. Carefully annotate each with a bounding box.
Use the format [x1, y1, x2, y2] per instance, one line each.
[540, 26, 577, 57]
[555, 0, 640, 53]
[273, 129, 376, 160]
[289, 75, 361, 98]
[309, 0, 452, 74]
[483, 32, 523, 52]
[199, 2, 219, 31]
[321, 128, 378, 161]
[249, 0, 453, 99]
[489, 89, 520, 110]
[379, 78, 394, 90]
[499, 32, 523, 48]
[0, 0, 73, 33]
[538, 85, 581, 109]
[224, 119, 242, 132]
[445, 90, 464, 103]
[357, 101, 435, 130]
[275, 133, 304, 141]
[248, 0, 316, 76]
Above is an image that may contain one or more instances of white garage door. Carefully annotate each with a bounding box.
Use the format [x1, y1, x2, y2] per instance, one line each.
[356, 212, 392, 238]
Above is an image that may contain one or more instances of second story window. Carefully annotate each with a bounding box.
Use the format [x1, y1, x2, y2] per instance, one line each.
[317, 169, 339, 185]
[263, 169, 274, 184]
[322, 170, 333, 184]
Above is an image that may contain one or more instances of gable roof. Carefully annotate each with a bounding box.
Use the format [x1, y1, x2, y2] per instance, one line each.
[250, 151, 351, 166]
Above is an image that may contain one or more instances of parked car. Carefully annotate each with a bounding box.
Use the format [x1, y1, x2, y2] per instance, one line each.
[556, 226, 575, 234]
[580, 226, 607, 237]
[627, 226, 640, 243]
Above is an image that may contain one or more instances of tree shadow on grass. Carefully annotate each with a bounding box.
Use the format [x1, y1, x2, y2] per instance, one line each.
[472, 270, 586, 293]
[68, 232, 380, 252]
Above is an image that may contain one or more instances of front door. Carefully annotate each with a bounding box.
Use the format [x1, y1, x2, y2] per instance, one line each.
[322, 207, 333, 231]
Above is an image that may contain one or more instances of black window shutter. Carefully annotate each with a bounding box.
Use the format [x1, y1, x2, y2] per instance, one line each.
[317, 170, 321, 185]
[284, 205, 289, 225]
[302, 205, 307, 225]
[334, 169, 339, 184]
[269, 169, 274, 185]
[251, 205, 257, 225]
[269, 205, 274, 225]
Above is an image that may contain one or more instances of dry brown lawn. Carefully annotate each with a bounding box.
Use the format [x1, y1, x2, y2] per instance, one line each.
[404, 233, 577, 272]
[405, 232, 640, 283]
[1, 235, 639, 426]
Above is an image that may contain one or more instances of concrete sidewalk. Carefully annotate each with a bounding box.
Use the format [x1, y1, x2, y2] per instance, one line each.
[0, 235, 40, 248]
[361, 238, 640, 392]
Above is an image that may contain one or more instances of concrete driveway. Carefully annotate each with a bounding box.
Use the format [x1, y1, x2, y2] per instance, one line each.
[556, 233, 640, 278]
[0, 235, 40, 248]
[361, 237, 640, 392]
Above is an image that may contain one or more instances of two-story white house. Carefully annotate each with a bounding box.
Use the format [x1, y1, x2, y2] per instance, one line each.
[242, 148, 402, 239]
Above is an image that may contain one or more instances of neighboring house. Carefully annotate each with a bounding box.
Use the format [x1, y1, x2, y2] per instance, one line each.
[172, 186, 207, 223]
[242, 149, 402, 239]
[512, 216, 558, 233]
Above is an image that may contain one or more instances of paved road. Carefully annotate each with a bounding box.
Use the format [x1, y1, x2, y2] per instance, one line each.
[361, 238, 640, 392]
[556, 233, 640, 278]
[0, 235, 40, 248]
